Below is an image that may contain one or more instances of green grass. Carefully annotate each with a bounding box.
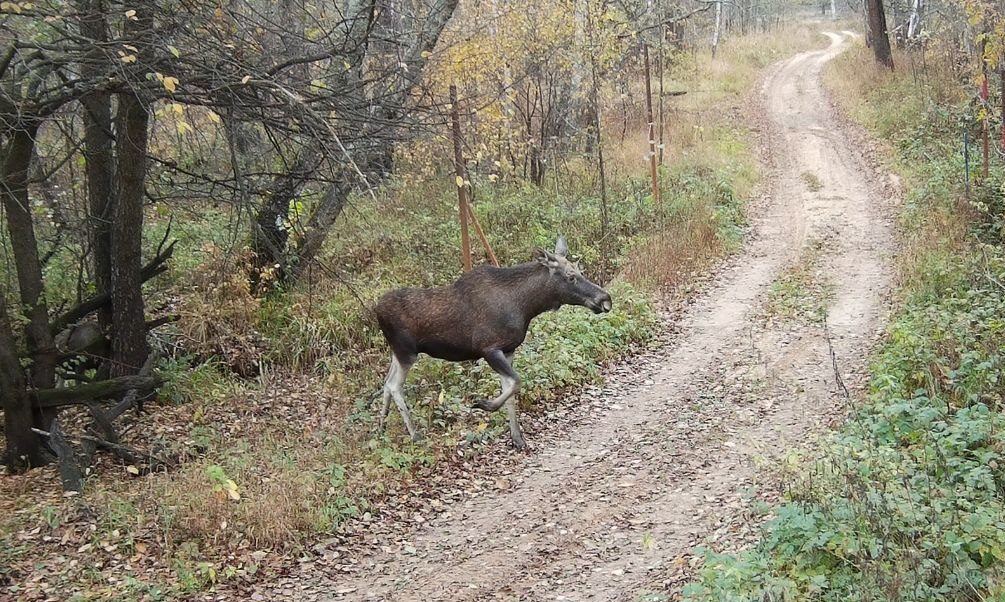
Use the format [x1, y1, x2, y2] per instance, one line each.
[800, 171, 823, 192]
[764, 238, 833, 324]
[683, 45, 1005, 602]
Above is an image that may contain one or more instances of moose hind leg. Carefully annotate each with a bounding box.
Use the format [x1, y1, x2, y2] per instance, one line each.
[377, 356, 398, 433]
[387, 355, 419, 441]
[473, 350, 520, 413]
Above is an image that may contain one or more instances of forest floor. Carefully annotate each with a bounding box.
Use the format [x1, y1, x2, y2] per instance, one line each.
[226, 30, 898, 602]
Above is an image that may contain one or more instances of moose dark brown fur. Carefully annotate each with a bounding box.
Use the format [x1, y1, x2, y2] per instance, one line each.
[375, 237, 612, 448]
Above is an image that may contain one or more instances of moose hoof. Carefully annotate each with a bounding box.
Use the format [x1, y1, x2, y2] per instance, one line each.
[472, 399, 496, 412]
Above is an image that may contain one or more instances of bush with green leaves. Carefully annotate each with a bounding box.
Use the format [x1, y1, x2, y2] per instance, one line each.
[687, 256, 1005, 600]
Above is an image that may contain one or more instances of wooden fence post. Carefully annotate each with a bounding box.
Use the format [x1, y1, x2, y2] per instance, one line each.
[643, 44, 661, 204]
[466, 203, 499, 267]
[982, 73, 990, 180]
[450, 84, 472, 272]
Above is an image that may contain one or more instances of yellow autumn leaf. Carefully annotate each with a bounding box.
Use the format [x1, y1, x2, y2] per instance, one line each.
[126, 465, 139, 475]
[455, 176, 464, 188]
[207, 111, 221, 124]
[224, 479, 240, 500]
[162, 76, 179, 93]
[120, 54, 137, 64]
[124, 9, 136, 19]
[241, 75, 251, 84]
[176, 121, 193, 135]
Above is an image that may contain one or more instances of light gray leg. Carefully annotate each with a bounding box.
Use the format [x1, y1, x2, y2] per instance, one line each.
[473, 351, 520, 413]
[503, 353, 525, 449]
[505, 397, 525, 449]
[378, 356, 397, 433]
[386, 357, 419, 441]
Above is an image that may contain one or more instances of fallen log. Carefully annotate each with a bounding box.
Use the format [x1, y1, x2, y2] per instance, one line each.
[37, 419, 84, 492]
[106, 352, 160, 420]
[33, 426, 175, 482]
[34, 375, 161, 408]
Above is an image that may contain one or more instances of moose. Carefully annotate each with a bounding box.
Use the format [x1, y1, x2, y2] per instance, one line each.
[374, 237, 613, 449]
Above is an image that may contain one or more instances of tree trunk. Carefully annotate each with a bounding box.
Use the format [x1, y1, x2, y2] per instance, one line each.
[285, 181, 352, 280]
[863, 0, 872, 48]
[78, 0, 115, 336]
[529, 145, 544, 186]
[1000, 65, 1004, 157]
[906, 0, 921, 40]
[0, 292, 47, 470]
[644, 45, 660, 205]
[712, 1, 722, 58]
[110, 85, 151, 377]
[586, 3, 609, 278]
[866, 0, 895, 69]
[250, 145, 322, 282]
[1, 123, 58, 403]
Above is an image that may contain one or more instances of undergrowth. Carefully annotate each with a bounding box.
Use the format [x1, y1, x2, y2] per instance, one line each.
[684, 43, 1005, 602]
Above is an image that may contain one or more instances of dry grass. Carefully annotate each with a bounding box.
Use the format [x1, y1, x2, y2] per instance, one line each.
[621, 214, 722, 290]
[800, 171, 823, 192]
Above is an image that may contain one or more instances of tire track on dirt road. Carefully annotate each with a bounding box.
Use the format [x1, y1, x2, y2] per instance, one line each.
[249, 31, 894, 602]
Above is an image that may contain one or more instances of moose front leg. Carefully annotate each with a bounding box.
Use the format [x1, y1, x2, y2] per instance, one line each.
[504, 353, 526, 450]
[474, 350, 525, 449]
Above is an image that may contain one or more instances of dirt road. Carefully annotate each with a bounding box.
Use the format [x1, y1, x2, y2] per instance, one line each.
[252, 31, 894, 602]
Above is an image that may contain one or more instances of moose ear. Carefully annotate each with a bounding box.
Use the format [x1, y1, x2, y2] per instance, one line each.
[554, 236, 569, 257]
[536, 248, 559, 267]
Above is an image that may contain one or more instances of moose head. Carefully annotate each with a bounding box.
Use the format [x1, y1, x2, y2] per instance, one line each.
[537, 237, 613, 314]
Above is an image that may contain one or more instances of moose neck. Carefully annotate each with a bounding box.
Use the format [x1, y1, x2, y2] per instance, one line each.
[506, 262, 565, 323]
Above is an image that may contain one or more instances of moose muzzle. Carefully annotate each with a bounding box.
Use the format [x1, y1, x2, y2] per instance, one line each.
[589, 291, 613, 314]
